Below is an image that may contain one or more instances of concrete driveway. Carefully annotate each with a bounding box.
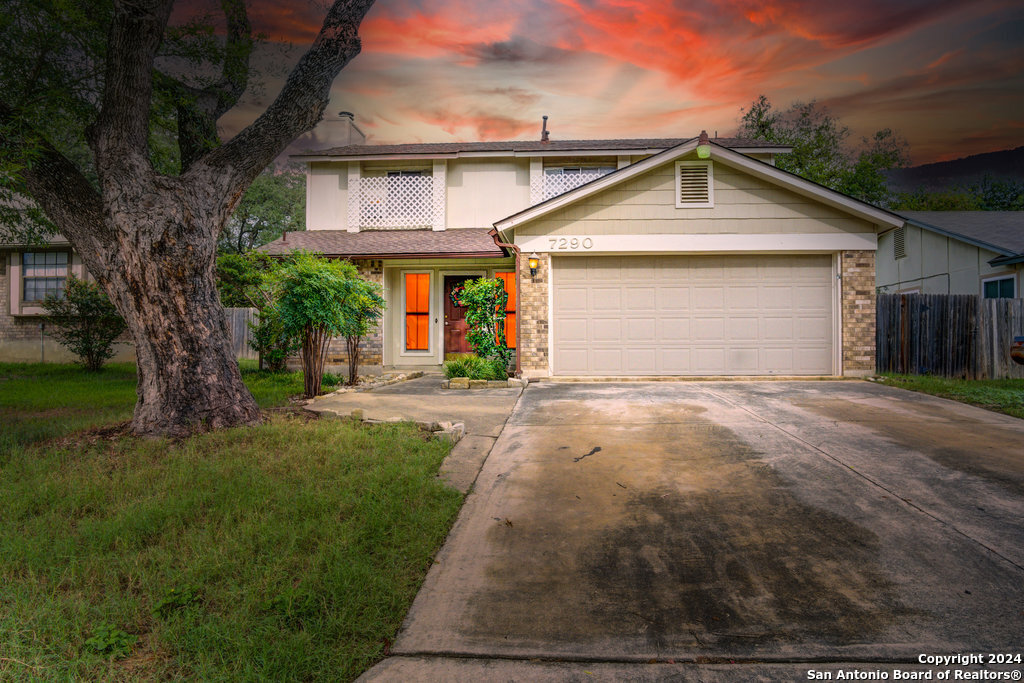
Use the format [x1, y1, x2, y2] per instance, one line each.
[369, 381, 1024, 677]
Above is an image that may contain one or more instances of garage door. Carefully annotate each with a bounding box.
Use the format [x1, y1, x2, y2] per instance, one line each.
[552, 255, 834, 376]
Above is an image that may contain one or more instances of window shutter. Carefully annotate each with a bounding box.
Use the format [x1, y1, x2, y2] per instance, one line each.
[893, 226, 906, 260]
[675, 162, 713, 207]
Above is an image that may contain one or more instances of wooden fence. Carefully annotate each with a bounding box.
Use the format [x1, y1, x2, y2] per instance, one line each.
[225, 307, 258, 361]
[876, 294, 1024, 379]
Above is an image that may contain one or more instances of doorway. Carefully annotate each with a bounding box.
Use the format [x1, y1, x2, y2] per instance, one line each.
[444, 275, 474, 356]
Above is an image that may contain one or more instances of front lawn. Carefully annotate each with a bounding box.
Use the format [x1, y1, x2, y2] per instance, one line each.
[875, 373, 1024, 420]
[0, 363, 463, 681]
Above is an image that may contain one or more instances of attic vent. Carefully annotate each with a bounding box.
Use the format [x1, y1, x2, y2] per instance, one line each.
[893, 225, 906, 260]
[675, 161, 713, 208]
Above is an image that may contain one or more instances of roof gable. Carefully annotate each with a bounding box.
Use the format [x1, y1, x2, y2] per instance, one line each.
[494, 140, 904, 232]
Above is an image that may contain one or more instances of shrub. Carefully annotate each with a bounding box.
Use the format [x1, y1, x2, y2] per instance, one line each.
[42, 275, 127, 371]
[450, 278, 512, 369]
[443, 354, 507, 380]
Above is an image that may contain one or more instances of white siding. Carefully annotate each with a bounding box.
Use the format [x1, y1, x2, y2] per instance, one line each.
[307, 162, 347, 231]
[446, 159, 530, 228]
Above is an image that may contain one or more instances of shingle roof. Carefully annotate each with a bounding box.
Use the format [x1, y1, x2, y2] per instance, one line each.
[898, 211, 1024, 256]
[259, 228, 507, 259]
[295, 137, 789, 158]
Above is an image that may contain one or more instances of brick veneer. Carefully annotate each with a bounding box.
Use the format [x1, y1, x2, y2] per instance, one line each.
[325, 259, 384, 368]
[840, 250, 876, 375]
[518, 252, 550, 376]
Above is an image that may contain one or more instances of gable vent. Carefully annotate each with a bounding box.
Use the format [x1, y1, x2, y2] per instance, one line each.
[675, 161, 713, 208]
[893, 225, 906, 260]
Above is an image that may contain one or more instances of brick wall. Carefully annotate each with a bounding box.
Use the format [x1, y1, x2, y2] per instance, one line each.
[841, 250, 876, 375]
[0, 250, 77, 361]
[325, 259, 384, 370]
[518, 252, 550, 376]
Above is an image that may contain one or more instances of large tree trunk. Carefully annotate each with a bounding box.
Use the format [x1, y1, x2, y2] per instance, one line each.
[97, 181, 262, 436]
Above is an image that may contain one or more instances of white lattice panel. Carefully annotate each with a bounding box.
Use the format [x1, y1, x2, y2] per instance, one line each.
[358, 175, 433, 229]
[542, 170, 610, 201]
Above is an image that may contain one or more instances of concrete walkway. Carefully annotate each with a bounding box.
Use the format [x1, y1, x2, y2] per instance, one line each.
[310, 374, 522, 492]
[360, 380, 1024, 681]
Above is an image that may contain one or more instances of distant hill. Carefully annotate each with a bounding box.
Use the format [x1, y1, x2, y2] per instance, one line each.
[887, 146, 1024, 192]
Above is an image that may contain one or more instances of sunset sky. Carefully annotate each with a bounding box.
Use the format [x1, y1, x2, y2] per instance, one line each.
[212, 0, 1024, 164]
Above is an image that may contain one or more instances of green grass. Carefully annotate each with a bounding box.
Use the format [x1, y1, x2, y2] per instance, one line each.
[876, 373, 1024, 419]
[0, 363, 464, 681]
[443, 353, 508, 381]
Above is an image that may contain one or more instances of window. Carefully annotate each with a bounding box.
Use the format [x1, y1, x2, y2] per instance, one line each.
[675, 161, 713, 208]
[404, 273, 430, 351]
[386, 170, 423, 177]
[22, 252, 68, 302]
[495, 272, 516, 349]
[983, 276, 1015, 299]
[542, 166, 616, 201]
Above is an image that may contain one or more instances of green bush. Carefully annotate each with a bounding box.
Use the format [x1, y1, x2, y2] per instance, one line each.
[42, 275, 127, 371]
[443, 354, 507, 380]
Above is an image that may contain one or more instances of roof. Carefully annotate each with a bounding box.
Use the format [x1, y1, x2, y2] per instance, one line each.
[897, 211, 1024, 261]
[494, 139, 904, 232]
[294, 137, 791, 160]
[258, 228, 508, 259]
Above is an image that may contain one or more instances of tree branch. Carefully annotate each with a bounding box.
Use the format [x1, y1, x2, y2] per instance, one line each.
[0, 100, 110, 280]
[197, 0, 376, 192]
[90, 0, 175, 178]
[168, 0, 254, 171]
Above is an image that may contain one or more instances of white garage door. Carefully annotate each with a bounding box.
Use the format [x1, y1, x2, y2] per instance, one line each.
[552, 255, 835, 376]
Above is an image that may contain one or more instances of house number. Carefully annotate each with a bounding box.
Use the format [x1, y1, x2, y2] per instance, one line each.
[548, 237, 594, 250]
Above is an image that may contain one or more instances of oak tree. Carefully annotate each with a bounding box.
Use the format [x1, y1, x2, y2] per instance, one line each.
[0, 0, 375, 436]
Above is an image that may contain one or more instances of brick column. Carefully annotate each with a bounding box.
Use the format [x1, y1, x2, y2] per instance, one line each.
[518, 253, 550, 377]
[841, 250, 876, 376]
[326, 260, 384, 372]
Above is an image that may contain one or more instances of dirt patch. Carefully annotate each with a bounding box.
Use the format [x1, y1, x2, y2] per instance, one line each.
[797, 398, 1024, 497]
[464, 412, 910, 654]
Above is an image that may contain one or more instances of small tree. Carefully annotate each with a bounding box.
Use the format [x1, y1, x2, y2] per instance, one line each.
[274, 252, 361, 398]
[216, 252, 300, 371]
[42, 275, 127, 371]
[451, 278, 512, 371]
[339, 281, 385, 386]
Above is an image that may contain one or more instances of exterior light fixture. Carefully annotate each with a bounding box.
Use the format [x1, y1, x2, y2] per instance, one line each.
[528, 253, 540, 276]
[696, 129, 711, 159]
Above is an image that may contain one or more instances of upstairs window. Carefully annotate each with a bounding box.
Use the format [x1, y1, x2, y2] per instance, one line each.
[22, 252, 68, 302]
[542, 166, 615, 201]
[983, 276, 1015, 299]
[675, 161, 713, 208]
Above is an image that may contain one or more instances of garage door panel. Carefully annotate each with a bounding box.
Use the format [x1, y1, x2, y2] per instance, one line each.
[728, 317, 759, 340]
[592, 318, 622, 343]
[658, 317, 690, 340]
[552, 255, 834, 376]
[657, 287, 690, 310]
[555, 287, 588, 313]
[627, 318, 657, 341]
[625, 348, 657, 373]
[556, 318, 589, 343]
[591, 349, 623, 373]
[591, 288, 622, 311]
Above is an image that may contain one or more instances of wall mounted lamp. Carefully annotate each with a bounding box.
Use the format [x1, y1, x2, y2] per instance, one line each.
[528, 252, 540, 276]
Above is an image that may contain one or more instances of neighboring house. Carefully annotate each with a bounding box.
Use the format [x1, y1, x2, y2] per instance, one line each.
[877, 211, 1024, 297]
[1, 235, 136, 363]
[260, 122, 903, 378]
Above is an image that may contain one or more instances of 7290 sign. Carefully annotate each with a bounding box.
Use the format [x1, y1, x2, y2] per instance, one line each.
[548, 237, 594, 250]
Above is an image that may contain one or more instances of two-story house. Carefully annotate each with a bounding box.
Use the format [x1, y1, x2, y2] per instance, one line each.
[261, 118, 903, 378]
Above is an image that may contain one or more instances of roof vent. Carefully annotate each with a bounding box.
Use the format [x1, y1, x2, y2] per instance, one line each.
[540, 115, 550, 143]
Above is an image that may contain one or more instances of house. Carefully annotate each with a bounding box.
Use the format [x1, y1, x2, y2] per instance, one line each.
[0, 233, 136, 363]
[876, 211, 1024, 297]
[261, 121, 903, 378]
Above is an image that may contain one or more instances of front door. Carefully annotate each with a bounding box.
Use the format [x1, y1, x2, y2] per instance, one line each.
[444, 276, 474, 356]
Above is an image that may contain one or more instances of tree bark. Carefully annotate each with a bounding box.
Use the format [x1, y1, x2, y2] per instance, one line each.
[2, 0, 376, 436]
[346, 334, 360, 385]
